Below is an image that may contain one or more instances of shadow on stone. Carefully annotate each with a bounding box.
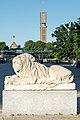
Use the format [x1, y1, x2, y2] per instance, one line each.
[77, 97, 80, 114]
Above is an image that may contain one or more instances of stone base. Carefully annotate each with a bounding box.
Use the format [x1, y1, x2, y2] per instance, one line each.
[3, 90, 77, 115]
[4, 83, 75, 90]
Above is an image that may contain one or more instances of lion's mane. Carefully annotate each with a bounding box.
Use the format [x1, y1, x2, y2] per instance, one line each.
[12, 53, 49, 82]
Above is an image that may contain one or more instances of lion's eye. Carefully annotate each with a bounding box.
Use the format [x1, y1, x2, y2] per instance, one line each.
[17, 70, 20, 73]
[31, 57, 33, 59]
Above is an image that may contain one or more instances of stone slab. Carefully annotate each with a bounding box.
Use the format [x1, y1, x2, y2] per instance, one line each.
[4, 83, 75, 90]
[3, 90, 77, 115]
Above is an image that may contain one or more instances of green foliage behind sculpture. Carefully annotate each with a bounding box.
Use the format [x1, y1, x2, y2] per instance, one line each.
[0, 42, 9, 50]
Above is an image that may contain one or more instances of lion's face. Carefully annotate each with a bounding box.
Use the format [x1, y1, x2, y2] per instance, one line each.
[13, 56, 22, 76]
[12, 53, 35, 77]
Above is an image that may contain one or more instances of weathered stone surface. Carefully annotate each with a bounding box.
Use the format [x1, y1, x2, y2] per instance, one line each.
[3, 90, 77, 115]
[4, 53, 74, 90]
[5, 83, 75, 90]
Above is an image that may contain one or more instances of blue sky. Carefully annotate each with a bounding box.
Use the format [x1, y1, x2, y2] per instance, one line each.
[0, 0, 80, 47]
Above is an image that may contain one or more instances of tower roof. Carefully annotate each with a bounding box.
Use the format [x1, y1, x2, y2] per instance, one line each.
[9, 42, 18, 49]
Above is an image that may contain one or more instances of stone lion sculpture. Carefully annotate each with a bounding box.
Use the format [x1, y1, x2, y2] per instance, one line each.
[5, 53, 73, 86]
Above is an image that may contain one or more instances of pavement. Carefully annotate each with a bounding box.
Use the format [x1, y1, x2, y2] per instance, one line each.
[0, 62, 80, 120]
[0, 114, 80, 120]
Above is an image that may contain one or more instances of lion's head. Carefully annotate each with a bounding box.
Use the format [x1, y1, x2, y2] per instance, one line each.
[12, 53, 35, 77]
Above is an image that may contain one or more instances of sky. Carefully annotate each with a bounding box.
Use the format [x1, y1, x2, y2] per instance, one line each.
[0, 0, 80, 47]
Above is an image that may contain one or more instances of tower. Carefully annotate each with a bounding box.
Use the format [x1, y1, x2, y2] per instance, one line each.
[40, 12, 47, 43]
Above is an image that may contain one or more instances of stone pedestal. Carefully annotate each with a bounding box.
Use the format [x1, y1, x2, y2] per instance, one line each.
[3, 90, 77, 115]
[4, 83, 76, 90]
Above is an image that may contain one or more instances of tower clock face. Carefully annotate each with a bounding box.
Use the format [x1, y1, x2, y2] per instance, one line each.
[41, 13, 47, 23]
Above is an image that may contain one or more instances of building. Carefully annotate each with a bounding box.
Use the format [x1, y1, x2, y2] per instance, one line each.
[40, 12, 47, 43]
[9, 42, 18, 50]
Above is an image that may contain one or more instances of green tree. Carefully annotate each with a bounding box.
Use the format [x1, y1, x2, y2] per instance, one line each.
[74, 18, 80, 59]
[52, 22, 76, 60]
[45, 42, 53, 50]
[0, 42, 9, 50]
[24, 40, 35, 50]
[35, 41, 46, 50]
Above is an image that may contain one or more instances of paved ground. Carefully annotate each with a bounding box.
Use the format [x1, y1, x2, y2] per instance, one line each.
[0, 114, 80, 120]
[0, 62, 80, 119]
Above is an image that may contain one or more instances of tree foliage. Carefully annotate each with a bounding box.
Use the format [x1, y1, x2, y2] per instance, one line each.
[0, 42, 9, 50]
[24, 40, 35, 50]
[45, 42, 53, 50]
[35, 41, 46, 50]
[52, 18, 80, 60]
[24, 40, 46, 50]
